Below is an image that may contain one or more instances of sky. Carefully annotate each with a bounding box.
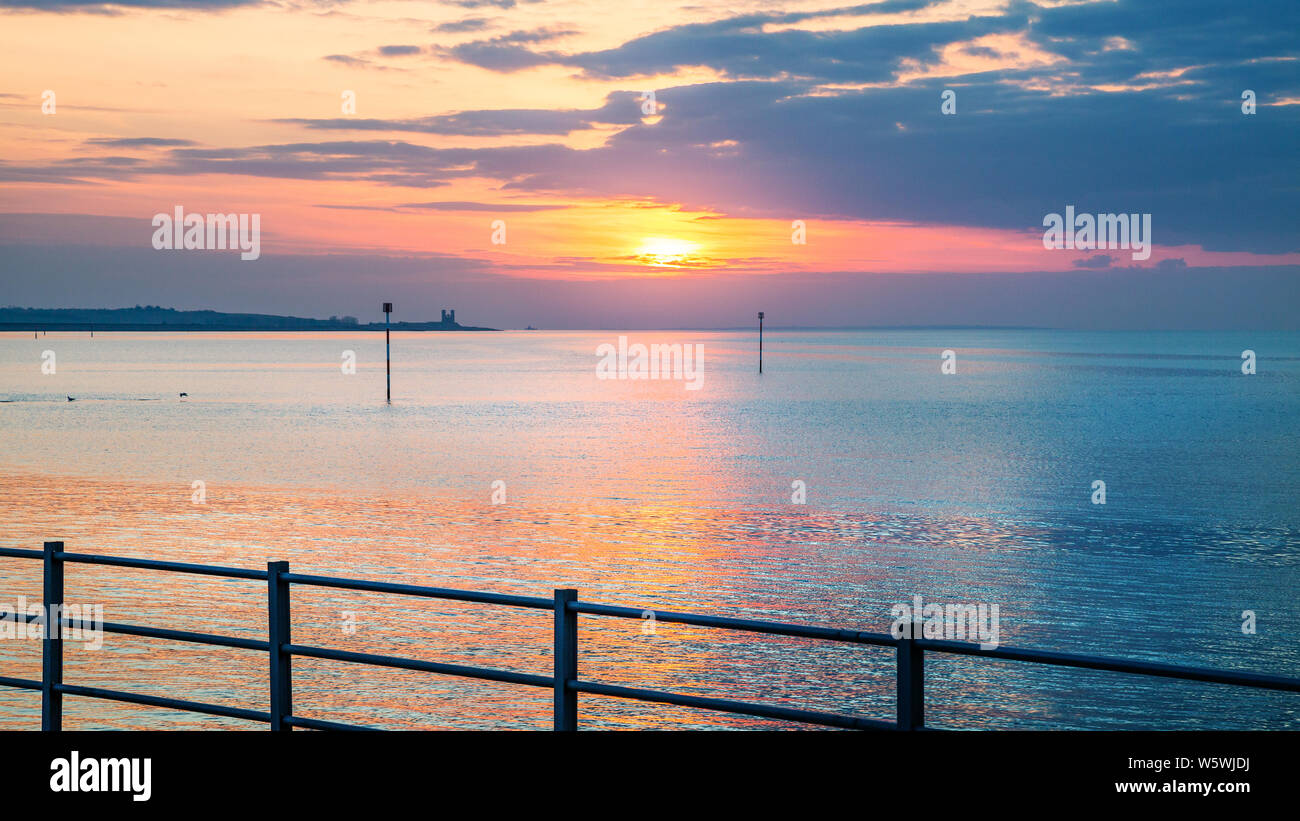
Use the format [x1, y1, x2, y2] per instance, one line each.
[0, 0, 1296, 328]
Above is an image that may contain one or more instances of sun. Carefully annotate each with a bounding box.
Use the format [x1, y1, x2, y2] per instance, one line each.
[632, 237, 703, 268]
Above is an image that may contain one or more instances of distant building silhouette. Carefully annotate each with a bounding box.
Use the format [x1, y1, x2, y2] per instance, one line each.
[441, 309, 456, 325]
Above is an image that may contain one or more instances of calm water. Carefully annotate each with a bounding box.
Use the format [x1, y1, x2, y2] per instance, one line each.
[0, 329, 1297, 729]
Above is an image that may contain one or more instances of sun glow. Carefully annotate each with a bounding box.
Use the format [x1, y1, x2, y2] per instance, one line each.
[633, 237, 704, 268]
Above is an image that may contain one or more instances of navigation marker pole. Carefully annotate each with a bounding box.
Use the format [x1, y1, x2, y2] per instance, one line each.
[758, 311, 764, 374]
[383, 302, 392, 404]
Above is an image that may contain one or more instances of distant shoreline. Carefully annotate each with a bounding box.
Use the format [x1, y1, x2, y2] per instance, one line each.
[0, 307, 498, 332]
[0, 323, 498, 332]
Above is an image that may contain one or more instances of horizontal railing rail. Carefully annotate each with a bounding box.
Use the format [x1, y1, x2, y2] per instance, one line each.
[1, 541, 1298, 730]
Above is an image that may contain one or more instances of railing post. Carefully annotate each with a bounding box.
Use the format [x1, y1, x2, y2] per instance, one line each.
[267, 561, 292, 731]
[41, 541, 64, 732]
[896, 618, 924, 730]
[553, 589, 578, 731]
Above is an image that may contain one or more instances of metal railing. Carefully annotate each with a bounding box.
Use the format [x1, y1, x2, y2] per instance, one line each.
[2, 541, 1298, 730]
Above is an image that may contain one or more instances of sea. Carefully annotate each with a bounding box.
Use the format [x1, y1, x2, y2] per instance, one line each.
[0, 329, 1296, 729]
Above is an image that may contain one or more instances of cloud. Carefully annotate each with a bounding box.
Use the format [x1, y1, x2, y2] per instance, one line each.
[315, 200, 568, 212]
[279, 91, 642, 136]
[439, 41, 558, 72]
[377, 45, 423, 57]
[396, 200, 567, 211]
[432, 17, 491, 33]
[488, 26, 576, 45]
[163, 140, 470, 187]
[437, 0, 538, 9]
[324, 54, 370, 67]
[439, 5, 1017, 79]
[0, 0, 258, 8]
[336, 30, 574, 70]
[1073, 254, 1114, 269]
[86, 137, 197, 147]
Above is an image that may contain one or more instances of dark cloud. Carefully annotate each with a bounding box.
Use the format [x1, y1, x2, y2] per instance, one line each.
[431, 17, 492, 33]
[1074, 255, 1114, 269]
[490, 26, 576, 44]
[439, 41, 558, 72]
[438, 0, 538, 9]
[338, 31, 574, 70]
[433, 25, 580, 69]
[1024, 0, 1299, 67]
[324, 54, 369, 67]
[440, 6, 1019, 79]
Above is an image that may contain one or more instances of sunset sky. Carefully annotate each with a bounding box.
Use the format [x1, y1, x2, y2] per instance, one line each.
[0, 0, 1296, 328]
